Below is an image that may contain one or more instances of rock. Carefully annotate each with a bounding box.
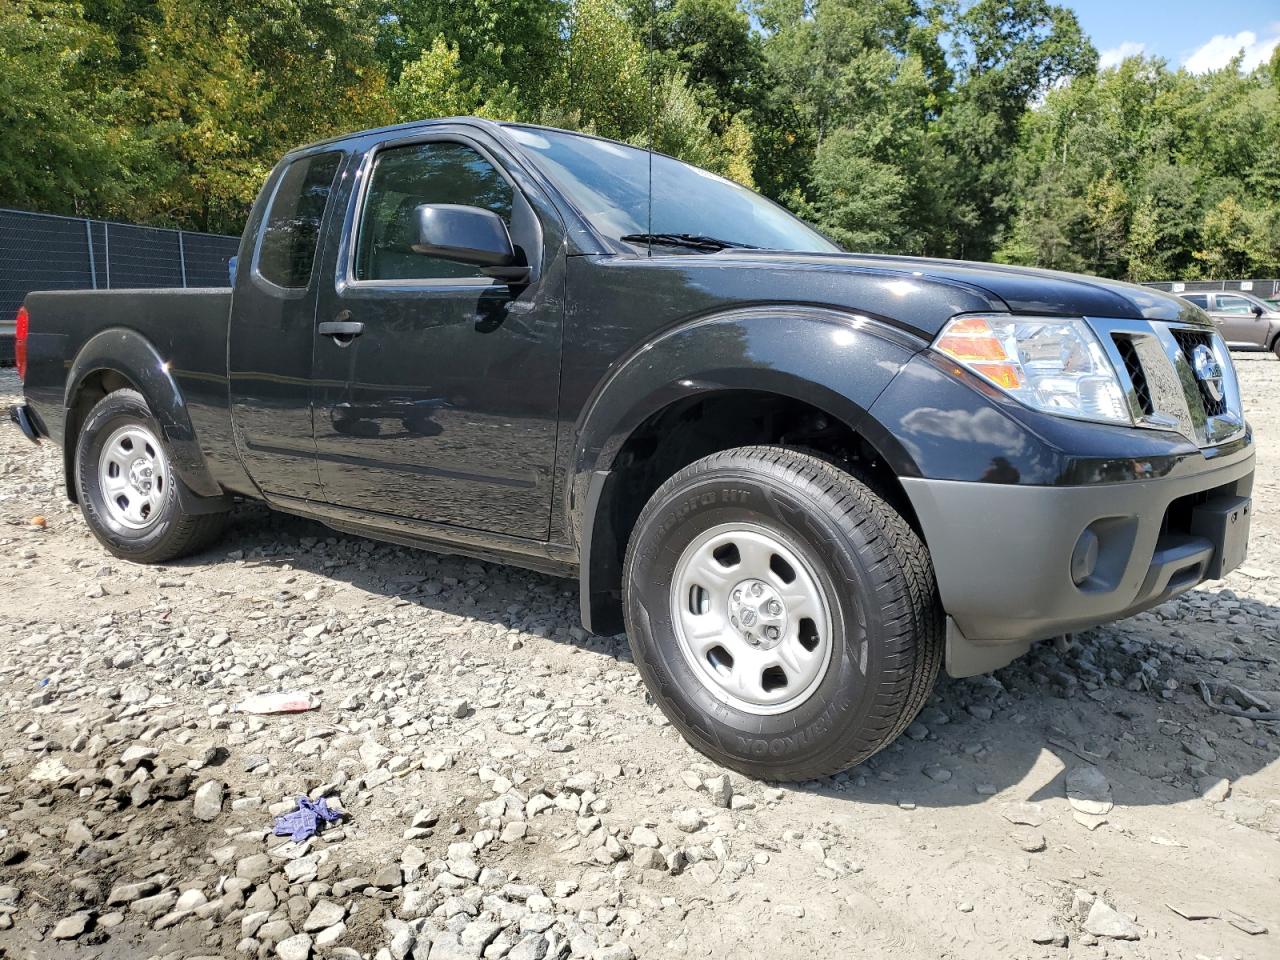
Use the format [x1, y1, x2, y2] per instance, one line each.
[1084, 900, 1141, 940]
[1166, 903, 1220, 921]
[428, 933, 473, 959]
[373, 864, 404, 889]
[1182, 735, 1216, 763]
[28, 757, 72, 782]
[1000, 801, 1045, 827]
[1065, 765, 1113, 815]
[674, 810, 705, 833]
[460, 919, 504, 952]
[1227, 913, 1267, 936]
[630, 825, 660, 848]
[633, 847, 666, 871]
[303, 900, 344, 932]
[1072, 811, 1108, 831]
[1070, 890, 1093, 918]
[1010, 827, 1046, 852]
[132, 891, 177, 918]
[237, 854, 272, 882]
[65, 819, 92, 845]
[508, 933, 549, 960]
[120, 745, 157, 770]
[705, 775, 732, 807]
[1199, 776, 1231, 802]
[193, 779, 225, 820]
[594, 944, 634, 960]
[175, 889, 207, 912]
[1030, 926, 1068, 947]
[52, 911, 92, 939]
[315, 922, 347, 948]
[108, 880, 159, 906]
[276, 932, 313, 960]
[922, 764, 952, 783]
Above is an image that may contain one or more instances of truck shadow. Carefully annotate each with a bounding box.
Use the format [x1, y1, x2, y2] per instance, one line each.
[194, 503, 1279, 815]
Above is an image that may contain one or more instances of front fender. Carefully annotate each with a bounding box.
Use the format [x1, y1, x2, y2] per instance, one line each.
[574, 305, 925, 492]
[65, 328, 222, 498]
[569, 305, 926, 634]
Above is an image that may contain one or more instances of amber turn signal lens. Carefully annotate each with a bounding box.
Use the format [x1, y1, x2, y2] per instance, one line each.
[934, 316, 1024, 388]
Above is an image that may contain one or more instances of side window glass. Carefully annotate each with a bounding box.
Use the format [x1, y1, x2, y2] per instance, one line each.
[355, 142, 514, 282]
[1215, 295, 1252, 315]
[1183, 294, 1208, 308]
[257, 152, 342, 288]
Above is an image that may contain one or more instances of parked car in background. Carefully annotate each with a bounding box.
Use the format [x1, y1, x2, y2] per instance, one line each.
[1177, 290, 1280, 355]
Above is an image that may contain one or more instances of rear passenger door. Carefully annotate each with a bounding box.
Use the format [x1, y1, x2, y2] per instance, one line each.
[1209, 294, 1264, 347]
[229, 150, 345, 499]
[309, 129, 566, 540]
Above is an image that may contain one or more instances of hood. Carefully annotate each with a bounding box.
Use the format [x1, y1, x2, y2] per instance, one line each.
[717, 250, 1211, 329]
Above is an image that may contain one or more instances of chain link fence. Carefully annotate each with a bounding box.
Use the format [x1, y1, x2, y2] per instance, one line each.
[1, 208, 240, 365]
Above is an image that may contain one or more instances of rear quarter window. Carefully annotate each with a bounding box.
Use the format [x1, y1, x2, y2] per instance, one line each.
[257, 151, 343, 288]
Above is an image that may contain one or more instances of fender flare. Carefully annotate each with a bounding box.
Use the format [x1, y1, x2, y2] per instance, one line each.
[64, 328, 223, 500]
[571, 305, 926, 632]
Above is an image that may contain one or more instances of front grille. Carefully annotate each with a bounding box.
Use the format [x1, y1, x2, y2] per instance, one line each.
[1112, 336, 1153, 415]
[1171, 329, 1229, 416]
[1088, 317, 1244, 448]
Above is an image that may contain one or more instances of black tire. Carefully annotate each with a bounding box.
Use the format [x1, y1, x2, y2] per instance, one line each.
[623, 445, 942, 780]
[74, 389, 227, 563]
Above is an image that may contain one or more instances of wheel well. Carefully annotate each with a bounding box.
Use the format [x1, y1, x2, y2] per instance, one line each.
[64, 369, 138, 502]
[582, 390, 921, 635]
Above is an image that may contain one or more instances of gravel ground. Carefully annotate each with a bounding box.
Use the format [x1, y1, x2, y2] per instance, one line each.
[0, 358, 1277, 960]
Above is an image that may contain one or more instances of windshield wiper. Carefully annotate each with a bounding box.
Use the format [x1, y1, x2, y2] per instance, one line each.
[619, 232, 760, 252]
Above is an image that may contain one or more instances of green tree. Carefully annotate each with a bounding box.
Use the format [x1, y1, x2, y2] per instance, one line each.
[0, 1, 141, 215]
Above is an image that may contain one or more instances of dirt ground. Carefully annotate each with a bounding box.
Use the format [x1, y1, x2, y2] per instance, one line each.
[0, 357, 1276, 960]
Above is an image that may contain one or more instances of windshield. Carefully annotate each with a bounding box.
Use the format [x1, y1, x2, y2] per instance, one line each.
[505, 125, 839, 254]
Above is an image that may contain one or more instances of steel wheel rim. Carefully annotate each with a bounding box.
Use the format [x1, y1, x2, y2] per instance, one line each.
[97, 423, 169, 531]
[670, 522, 834, 715]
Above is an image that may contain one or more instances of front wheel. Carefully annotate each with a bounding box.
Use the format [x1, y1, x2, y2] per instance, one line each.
[623, 446, 942, 780]
[74, 389, 227, 563]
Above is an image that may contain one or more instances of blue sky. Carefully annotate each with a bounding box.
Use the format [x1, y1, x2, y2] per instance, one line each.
[1064, 0, 1280, 71]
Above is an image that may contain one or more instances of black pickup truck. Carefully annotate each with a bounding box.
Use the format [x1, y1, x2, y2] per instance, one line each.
[8, 118, 1254, 780]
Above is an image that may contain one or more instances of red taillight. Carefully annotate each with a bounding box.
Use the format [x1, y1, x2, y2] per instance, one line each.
[14, 305, 28, 380]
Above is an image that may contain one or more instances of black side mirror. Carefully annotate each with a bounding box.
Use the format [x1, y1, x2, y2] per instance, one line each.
[412, 204, 530, 283]
[1252, 304, 1264, 317]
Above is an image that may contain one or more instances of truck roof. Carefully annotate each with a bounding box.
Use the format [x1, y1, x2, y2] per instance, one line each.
[281, 116, 650, 161]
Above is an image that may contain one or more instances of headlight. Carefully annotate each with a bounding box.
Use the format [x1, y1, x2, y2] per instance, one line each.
[933, 314, 1131, 425]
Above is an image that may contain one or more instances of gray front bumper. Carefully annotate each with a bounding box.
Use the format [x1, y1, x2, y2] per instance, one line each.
[902, 445, 1255, 675]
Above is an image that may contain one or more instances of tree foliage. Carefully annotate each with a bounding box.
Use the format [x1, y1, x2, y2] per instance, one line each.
[1, 0, 1276, 278]
[996, 56, 1280, 279]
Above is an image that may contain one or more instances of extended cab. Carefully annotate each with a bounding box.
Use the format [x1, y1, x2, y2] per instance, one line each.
[8, 118, 1255, 780]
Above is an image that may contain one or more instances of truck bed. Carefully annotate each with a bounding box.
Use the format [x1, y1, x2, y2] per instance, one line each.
[21, 287, 251, 494]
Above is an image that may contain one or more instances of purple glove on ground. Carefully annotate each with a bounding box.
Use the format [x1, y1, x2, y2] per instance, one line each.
[272, 795, 341, 841]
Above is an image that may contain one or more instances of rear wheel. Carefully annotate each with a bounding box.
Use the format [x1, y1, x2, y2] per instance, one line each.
[623, 445, 942, 781]
[75, 389, 227, 563]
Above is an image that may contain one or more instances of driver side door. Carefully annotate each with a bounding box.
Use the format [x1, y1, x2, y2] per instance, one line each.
[309, 130, 566, 540]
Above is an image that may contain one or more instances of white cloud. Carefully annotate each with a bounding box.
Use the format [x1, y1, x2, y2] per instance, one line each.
[1183, 27, 1280, 73]
[1099, 41, 1146, 70]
